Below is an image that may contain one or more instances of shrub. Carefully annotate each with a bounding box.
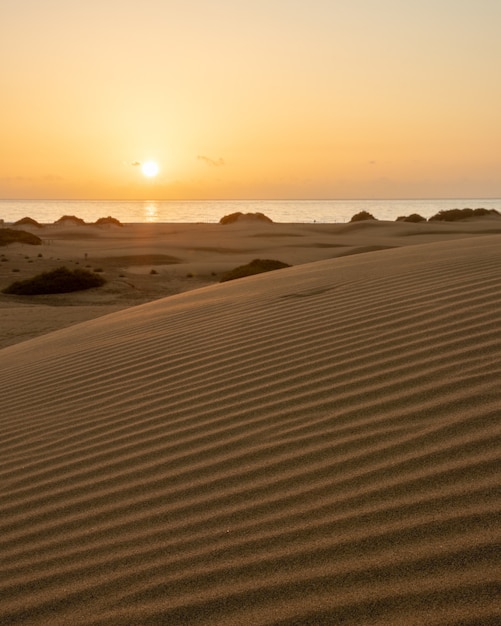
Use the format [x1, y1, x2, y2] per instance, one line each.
[220, 258, 290, 282]
[428, 208, 500, 222]
[219, 212, 273, 225]
[396, 213, 426, 223]
[472, 208, 499, 217]
[54, 215, 86, 225]
[349, 211, 376, 222]
[0, 228, 42, 246]
[14, 217, 42, 227]
[2, 266, 106, 295]
[94, 216, 123, 226]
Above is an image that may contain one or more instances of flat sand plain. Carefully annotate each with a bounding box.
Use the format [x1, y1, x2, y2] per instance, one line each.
[1, 217, 501, 624]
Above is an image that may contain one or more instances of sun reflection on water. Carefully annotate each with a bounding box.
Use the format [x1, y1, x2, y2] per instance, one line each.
[143, 201, 159, 223]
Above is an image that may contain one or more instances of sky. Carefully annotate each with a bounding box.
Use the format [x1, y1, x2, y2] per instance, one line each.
[1, 0, 501, 200]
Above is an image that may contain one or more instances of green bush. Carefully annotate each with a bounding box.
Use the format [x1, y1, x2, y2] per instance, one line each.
[2, 266, 106, 295]
[349, 211, 376, 222]
[220, 258, 290, 282]
[0, 228, 42, 246]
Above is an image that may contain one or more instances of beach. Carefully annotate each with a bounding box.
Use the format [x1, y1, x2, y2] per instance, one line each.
[1, 217, 501, 624]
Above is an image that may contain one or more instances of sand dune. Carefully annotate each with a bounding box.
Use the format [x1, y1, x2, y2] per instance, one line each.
[2, 217, 501, 349]
[1, 234, 500, 624]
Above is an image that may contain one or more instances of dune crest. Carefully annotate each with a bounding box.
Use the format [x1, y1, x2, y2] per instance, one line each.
[1, 236, 500, 625]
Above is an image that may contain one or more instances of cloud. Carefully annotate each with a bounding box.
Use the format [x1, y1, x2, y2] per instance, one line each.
[197, 155, 225, 167]
[0, 176, 33, 182]
[131, 161, 141, 167]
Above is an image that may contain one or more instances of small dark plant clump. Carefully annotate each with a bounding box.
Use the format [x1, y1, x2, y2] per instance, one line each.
[349, 211, 377, 222]
[149, 269, 158, 275]
[428, 208, 500, 222]
[219, 212, 273, 225]
[220, 258, 290, 282]
[54, 215, 86, 225]
[14, 217, 43, 228]
[2, 266, 106, 295]
[396, 213, 427, 223]
[94, 216, 123, 227]
[0, 228, 42, 246]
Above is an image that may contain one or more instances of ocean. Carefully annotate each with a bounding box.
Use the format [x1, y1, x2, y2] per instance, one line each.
[1, 198, 501, 225]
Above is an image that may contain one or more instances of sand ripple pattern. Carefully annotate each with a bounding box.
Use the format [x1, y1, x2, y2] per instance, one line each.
[1, 236, 500, 625]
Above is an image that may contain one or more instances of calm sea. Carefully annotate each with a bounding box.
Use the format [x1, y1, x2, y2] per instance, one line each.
[1, 199, 501, 225]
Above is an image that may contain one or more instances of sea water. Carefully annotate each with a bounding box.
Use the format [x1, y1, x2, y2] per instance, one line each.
[1, 198, 500, 225]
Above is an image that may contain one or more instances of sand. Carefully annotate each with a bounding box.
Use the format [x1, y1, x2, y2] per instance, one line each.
[2, 217, 501, 349]
[1, 217, 500, 624]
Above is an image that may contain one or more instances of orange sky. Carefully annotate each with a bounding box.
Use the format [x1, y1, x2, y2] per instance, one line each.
[1, 0, 500, 200]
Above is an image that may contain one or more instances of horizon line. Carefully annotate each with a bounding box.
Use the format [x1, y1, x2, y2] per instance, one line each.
[2, 196, 501, 202]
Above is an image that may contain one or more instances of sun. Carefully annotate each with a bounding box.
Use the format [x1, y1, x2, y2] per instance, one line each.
[141, 161, 159, 177]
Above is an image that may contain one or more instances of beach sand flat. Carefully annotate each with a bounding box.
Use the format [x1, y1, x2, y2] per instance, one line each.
[1, 219, 500, 624]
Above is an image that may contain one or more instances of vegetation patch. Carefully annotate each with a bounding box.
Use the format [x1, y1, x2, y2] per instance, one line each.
[349, 211, 377, 222]
[99, 254, 181, 266]
[0, 228, 42, 246]
[54, 215, 86, 225]
[14, 217, 43, 227]
[219, 212, 273, 224]
[396, 213, 426, 223]
[2, 266, 106, 295]
[220, 258, 290, 282]
[428, 208, 500, 222]
[94, 216, 123, 226]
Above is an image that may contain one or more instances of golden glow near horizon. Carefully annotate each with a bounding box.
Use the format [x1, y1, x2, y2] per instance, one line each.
[1, 0, 501, 200]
